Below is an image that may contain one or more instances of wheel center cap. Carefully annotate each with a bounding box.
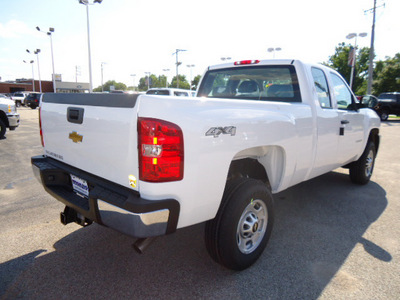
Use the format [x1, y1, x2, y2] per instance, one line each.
[253, 222, 259, 232]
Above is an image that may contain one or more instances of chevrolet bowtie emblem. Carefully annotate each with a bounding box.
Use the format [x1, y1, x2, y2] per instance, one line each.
[69, 131, 83, 143]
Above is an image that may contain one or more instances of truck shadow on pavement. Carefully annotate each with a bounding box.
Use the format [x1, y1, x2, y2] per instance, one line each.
[1, 171, 388, 299]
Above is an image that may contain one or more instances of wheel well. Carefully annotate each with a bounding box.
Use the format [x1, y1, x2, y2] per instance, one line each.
[368, 129, 380, 154]
[227, 158, 271, 189]
[0, 111, 9, 127]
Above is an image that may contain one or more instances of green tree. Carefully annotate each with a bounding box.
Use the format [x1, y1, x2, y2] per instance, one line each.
[373, 53, 400, 95]
[137, 74, 168, 91]
[191, 75, 202, 90]
[170, 75, 190, 89]
[325, 42, 371, 95]
[93, 80, 127, 92]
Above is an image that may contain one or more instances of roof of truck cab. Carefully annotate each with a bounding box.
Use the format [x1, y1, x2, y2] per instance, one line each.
[207, 59, 300, 70]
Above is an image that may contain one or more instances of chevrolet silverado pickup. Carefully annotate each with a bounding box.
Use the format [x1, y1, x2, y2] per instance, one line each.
[31, 59, 380, 270]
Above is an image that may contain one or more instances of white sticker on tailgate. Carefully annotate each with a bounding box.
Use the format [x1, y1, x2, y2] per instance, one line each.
[70, 174, 89, 198]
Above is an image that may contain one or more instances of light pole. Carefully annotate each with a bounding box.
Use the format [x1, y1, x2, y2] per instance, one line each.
[130, 74, 136, 91]
[78, 0, 103, 93]
[101, 62, 106, 92]
[145, 72, 151, 90]
[23, 60, 35, 92]
[267, 47, 282, 58]
[36, 26, 56, 93]
[346, 32, 367, 90]
[367, 0, 377, 95]
[186, 64, 195, 91]
[162, 69, 170, 88]
[173, 49, 187, 88]
[26, 49, 42, 92]
[75, 66, 81, 83]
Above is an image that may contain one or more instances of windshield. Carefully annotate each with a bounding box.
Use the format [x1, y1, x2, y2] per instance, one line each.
[378, 93, 397, 100]
[197, 65, 301, 102]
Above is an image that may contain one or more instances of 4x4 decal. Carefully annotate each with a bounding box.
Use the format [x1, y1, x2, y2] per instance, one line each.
[205, 126, 236, 138]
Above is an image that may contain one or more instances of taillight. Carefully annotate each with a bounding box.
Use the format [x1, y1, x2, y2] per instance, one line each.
[138, 117, 184, 182]
[234, 60, 260, 65]
[39, 107, 44, 147]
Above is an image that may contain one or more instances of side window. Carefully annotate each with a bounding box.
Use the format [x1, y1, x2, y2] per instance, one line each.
[330, 73, 354, 110]
[311, 68, 331, 108]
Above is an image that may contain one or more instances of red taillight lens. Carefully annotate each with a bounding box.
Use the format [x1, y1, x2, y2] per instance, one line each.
[234, 60, 260, 65]
[138, 117, 184, 182]
[39, 107, 44, 147]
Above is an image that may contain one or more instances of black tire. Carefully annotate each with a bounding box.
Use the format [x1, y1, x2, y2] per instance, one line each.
[30, 105, 37, 109]
[0, 119, 6, 139]
[349, 141, 376, 185]
[205, 178, 274, 270]
[379, 110, 389, 121]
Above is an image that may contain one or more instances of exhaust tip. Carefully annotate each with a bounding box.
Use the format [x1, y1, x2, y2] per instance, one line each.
[133, 237, 156, 254]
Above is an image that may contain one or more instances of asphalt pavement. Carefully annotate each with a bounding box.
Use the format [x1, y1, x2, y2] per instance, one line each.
[1, 107, 399, 299]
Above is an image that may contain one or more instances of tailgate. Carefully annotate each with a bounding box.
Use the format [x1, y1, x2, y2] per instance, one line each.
[41, 93, 140, 191]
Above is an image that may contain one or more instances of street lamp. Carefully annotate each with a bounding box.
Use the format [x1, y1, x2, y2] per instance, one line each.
[346, 32, 368, 90]
[36, 26, 56, 93]
[26, 49, 42, 92]
[23, 60, 35, 92]
[162, 69, 170, 88]
[130, 74, 136, 91]
[267, 47, 282, 58]
[78, 0, 103, 93]
[101, 62, 106, 92]
[186, 64, 195, 91]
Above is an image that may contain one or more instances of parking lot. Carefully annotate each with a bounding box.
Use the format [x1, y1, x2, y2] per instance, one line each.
[1, 107, 399, 299]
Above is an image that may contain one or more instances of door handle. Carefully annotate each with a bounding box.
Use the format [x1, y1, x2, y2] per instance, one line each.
[341, 120, 350, 125]
[67, 107, 84, 124]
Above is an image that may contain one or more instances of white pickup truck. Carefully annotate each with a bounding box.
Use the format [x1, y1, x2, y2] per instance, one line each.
[0, 94, 20, 138]
[32, 59, 380, 270]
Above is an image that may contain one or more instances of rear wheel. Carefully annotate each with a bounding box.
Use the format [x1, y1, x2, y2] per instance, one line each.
[205, 178, 274, 270]
[349, 141, 376, 185]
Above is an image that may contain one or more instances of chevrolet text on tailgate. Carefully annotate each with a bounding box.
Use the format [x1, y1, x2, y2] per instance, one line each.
[32, 59, 380, 270]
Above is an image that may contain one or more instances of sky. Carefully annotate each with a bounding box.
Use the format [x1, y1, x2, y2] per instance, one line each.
[0, 0, 399, 89]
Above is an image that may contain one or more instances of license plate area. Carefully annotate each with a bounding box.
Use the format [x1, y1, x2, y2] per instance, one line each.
[70, 174, 89, 198]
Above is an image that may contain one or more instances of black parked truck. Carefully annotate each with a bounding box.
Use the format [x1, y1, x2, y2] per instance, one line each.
[376, 92, 400, 121]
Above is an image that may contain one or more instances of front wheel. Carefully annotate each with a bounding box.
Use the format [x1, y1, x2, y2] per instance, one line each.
[0, 119, 6, 139]
[205, 178, 274, 270]
[349, 141, 376, 185]
[379, 110, 389, 121]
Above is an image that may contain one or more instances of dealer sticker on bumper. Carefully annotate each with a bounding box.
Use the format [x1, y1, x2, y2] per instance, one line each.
[70, 174, 89, 198]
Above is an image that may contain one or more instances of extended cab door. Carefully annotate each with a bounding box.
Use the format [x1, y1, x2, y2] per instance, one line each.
[329, 72, 365, 165]
[309, 67, 341, 177]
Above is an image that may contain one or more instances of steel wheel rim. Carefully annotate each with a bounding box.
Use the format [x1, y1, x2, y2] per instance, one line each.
[236, 199, 268, 254]
[365, 149, 374, 177]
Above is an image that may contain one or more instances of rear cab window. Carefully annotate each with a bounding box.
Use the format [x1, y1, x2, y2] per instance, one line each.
[174, 91, 189, 97]
[197, 65, 301, 102]
[146, 90, 170, 95]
